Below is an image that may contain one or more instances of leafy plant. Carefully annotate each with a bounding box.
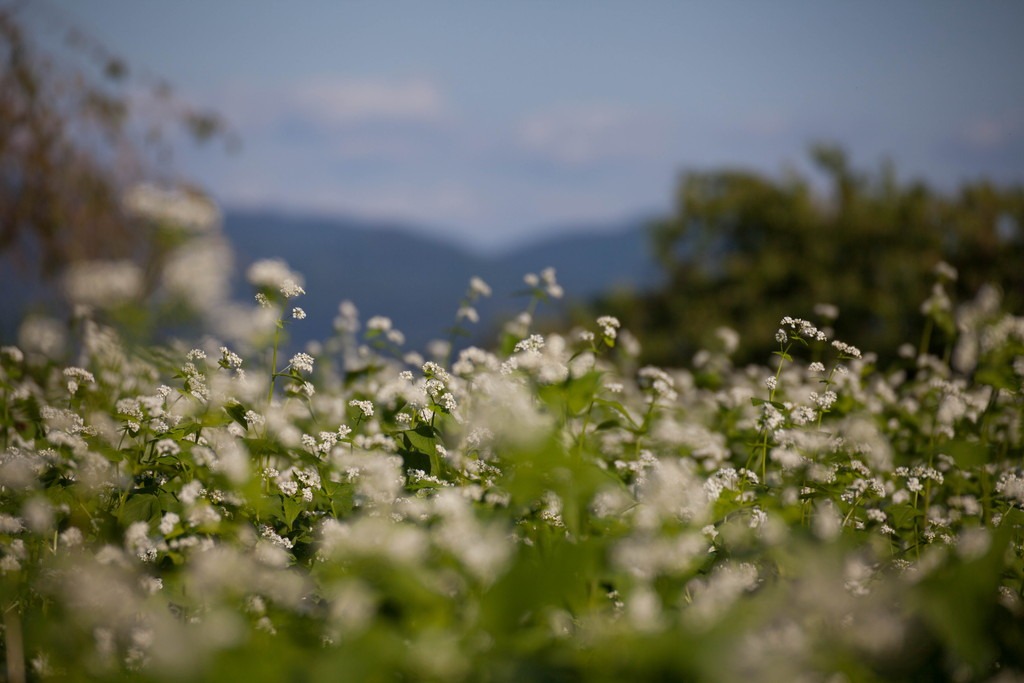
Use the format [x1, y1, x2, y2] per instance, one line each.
[1, 238, 1022, 681]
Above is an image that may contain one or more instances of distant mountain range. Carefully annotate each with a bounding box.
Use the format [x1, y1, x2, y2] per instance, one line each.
[222, 210, 664, 350]
[1, 210, 665, 350]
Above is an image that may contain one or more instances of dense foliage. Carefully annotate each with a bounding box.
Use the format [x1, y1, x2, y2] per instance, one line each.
[3, 12, 1023, 682]
[1, 217, 1023, 680]
[602, 146, 1024, 366]
[0, 7, 232, 279]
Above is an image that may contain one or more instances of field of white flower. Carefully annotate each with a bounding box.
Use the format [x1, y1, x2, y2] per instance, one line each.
[1, 199, 1023, 682]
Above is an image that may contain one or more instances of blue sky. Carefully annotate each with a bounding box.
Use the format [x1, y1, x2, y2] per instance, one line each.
[21, 0, 1024, 250]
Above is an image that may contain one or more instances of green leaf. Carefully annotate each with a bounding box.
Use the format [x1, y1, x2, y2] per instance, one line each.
[946, 439, 989, 469]
[224, 401, 249, 427]
[282, 495, 305, 529]
[915, 524, 1013, 671]
[565, 371, 602, 415]
[974, 366, 1020, 393]
[117, 493, 160, 526]
[750, 397, 785, 409]
[890, 503, 923, 529]
[403, 424, 438, 456]
[593, 398, 641, 431]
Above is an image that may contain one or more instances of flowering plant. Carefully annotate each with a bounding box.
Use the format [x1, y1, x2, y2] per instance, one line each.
[1, 255, 1023, 682]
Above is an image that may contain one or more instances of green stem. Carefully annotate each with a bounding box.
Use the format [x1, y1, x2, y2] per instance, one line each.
[757, 343, 790, 481]
[918, 318, 933, 358]
[912, 490, 921, 560]
[2, 385, 9, 451]
[841, 493, 863, 528]
[576, 400, 595, 458]
[267, 325, 281, 406]
[4, 605, 25, 683]
[816, 366, 838, 430]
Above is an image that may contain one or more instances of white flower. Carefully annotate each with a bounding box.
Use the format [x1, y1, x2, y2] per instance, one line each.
[123, 183, 220, 232]
[63, 260, 143, 308]
[159, 512, 180, 536]
[715, 327, 740, 354]
[831, 340, 862, 359]
[292, 307, 306, 320]
[811, 391, 837, 411]
[780, 316, 827, 342]
[514, 334, 545, 354]
[247, 259, 305, 297]
[219, 346, 243, 369]
[934, 261, 958, 281]
[63, 367, 96, 384]
[155, 439, 180, 457]
[469, 276, 492, 298]
[63, 366, 95, 394]
[541, 267, 563, 299]
[439, 392, 457, 412]
[813, 303, 839, 320]
[335, 300, 360, 334]
[290, 353, 315, 374]
[280, 279, 305, 299]
[457, 306, 479, 324]
[350, 399, 374, 418]
[422, 361, 451, 383]
[597, 316, 620, 340]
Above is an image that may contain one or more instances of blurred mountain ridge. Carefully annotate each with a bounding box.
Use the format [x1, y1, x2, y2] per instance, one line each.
[0, 209, 665, 350]
[222, 209, 664, 350]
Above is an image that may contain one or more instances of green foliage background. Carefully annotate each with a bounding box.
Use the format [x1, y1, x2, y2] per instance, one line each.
[599, 145, 1024, 366]
[3, 10, 1024, 683]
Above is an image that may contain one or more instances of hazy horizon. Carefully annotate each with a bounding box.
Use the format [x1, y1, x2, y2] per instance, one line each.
[15, 0, 1024, 250]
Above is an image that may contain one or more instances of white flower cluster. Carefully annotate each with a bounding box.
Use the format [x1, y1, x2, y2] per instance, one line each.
[779, 316, 828, 342]
[524, 267, 564, 299]
[123, 183, 221, 232]
[349, 399, 374, 418]
[246, 259, 306, 301]
[831, 340, 862, 359]
[4, 264, 1024, 682]
[366, 316, 405, 345]
[597, 315, 621, 341]
[63, 366, 95, 394]
[63, 260, 143, 309]
[514, 334, 545, 354]
[289, 353, 315, 374]
[638, 366, 678, 403]
[469, 276, 492, 298]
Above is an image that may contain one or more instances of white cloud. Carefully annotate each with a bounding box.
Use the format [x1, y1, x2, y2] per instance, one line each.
[222, 177, 485, 232]
[206, 76, 450, 135]
[291, 77, 447, 126]
[960, 114, 1023, 150]
[516, 105, 674, 166]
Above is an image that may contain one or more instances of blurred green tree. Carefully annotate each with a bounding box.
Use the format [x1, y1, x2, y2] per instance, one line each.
[599, 145, 1024, 367]
[0, 6, 233, 279]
